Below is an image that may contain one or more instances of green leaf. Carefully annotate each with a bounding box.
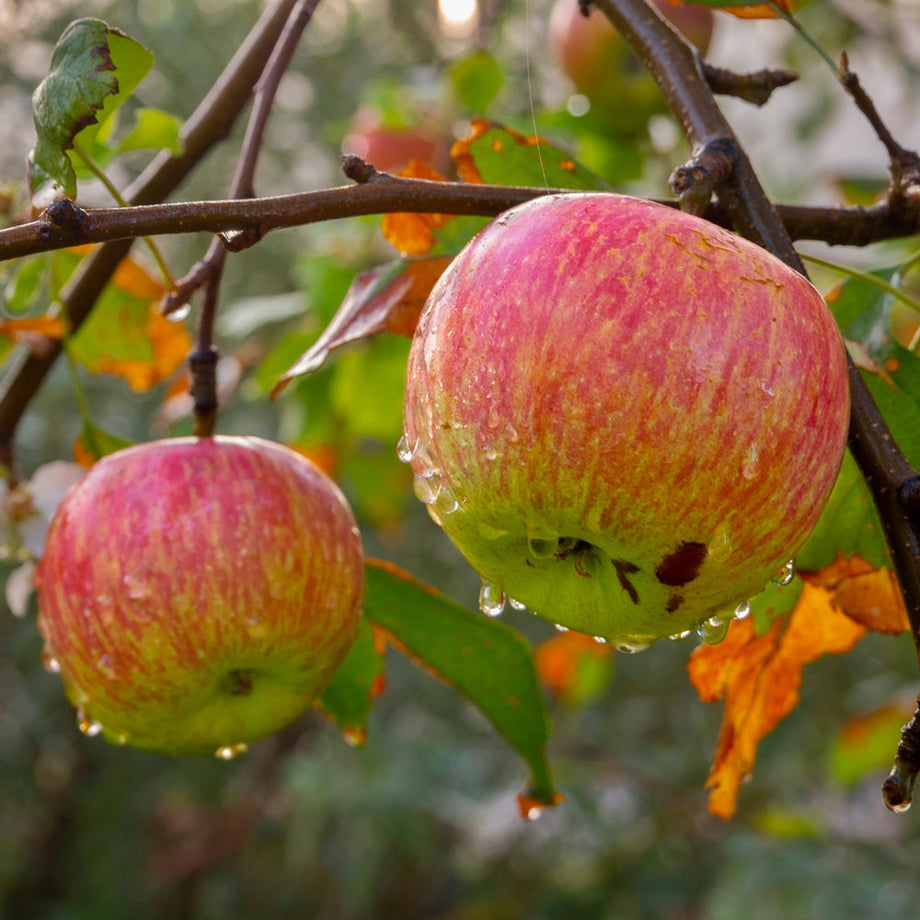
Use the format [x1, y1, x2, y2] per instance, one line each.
[74, 421, 133, 465]
[3, 254, 52, 315]
[116, 107, 183, 155]
[829, 265, 920, 468]
[319, 619, 385, 745]
[28, 19, 153, 198]
[449, 51, 504, 113]
[364, 559, 557, 806]
[455, 120, 611, 191]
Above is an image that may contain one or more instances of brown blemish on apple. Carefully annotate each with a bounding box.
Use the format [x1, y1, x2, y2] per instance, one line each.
[611, 558, 641, 605]
[655, 541, 707, 587]
[666, 593, 684, 613]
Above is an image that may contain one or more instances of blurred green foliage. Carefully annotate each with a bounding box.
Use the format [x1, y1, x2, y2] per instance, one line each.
[3, 0, 920, 918]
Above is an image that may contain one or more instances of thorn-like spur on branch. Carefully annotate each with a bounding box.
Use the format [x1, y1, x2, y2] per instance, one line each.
[341, 154, 387, 184]
[669, 138, 736, 216]
[837, 52, 920, 220]
[702, 62, 799, 107]
[883, 694, 920, 813]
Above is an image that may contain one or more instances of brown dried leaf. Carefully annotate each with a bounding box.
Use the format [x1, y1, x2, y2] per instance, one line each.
[688, 585, 866, 819]
[273, 256, 452, 396]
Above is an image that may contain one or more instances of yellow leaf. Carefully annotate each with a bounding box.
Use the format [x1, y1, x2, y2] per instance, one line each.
[688, 585, 865, 819]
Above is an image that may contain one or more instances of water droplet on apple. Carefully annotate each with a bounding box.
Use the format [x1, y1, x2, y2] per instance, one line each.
[476, 519, 507, 540]
[554, 623, 568, 632]
[434, 483, 459, 515]
[508, 597, 527, 611]
[478, 580, 505, 617]
[41, 642, 61, 673]
[732, 600, 751, 620]
[396, 432, 418, 463]
[413, 471, 440, 505]
[592, 635, 607, 645]
[614, 641, 650, 654]
[697, 615, 729, 645]
[215, 742, 248, 760]
[484, 446, 499, 461]
[123, 568, 150, 601]
[741, 443, 760, 480]
[166, 302, 191, 322]
[77, 711, 103, 737]
[708, 525, 733, 562]
[96, 653, 116, 678]
[668, 630, 692, 641]
[527, 532, 559, 560]
[771, 559, 796, 587]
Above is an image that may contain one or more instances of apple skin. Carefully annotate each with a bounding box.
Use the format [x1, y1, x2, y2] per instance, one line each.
[36, 436, 364, 756]
[402, 193, 850, 647]
[549, 0, 715, 128]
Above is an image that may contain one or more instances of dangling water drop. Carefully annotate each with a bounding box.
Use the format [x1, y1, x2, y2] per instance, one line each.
[77, 711, 103, 737]
[592, 635, 607, 645]
[668, 630, 692, 641]
[697, 615, 730, 645]
[508, 597, 527, 611]
[771, 559, 796, 587]
[215, 742, 248, 760]
[732, 600, 752, 620]
[166, 301, 191, 322]
[615, 641, 650, 654]
[396, 432, 418, 463]
[478, 581, 506, 617]
[413, 471, 440, 505]
[554, 623, 569, 632]
[41, 642, 61, 673]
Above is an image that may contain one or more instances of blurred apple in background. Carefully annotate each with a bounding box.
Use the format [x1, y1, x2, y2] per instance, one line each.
[549, 0, 715, 131]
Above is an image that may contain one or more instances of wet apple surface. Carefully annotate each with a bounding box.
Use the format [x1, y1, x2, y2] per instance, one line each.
[402, 193, 850, 647]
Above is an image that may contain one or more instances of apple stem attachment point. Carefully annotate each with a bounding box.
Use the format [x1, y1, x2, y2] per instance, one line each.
[189, 346, 219, 438]
[883, 693, 920, 813]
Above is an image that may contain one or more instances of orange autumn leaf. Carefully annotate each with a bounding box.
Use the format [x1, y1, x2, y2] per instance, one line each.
[381, 161, 453, 257]
[688, 585, 866, 819]
[451, 118, 546, 185]
[802, 553, 910, 635]
[0, 314, 66, 341]
[534, 630, 613, 698]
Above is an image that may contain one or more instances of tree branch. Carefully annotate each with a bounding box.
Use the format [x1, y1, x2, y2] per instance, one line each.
[0, 0, 301, 473]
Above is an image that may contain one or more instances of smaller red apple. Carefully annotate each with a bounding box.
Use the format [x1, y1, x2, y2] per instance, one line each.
[36, 436, 364, 757]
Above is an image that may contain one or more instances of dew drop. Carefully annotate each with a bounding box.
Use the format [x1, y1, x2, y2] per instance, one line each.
[215, 742, 248, 760]
[508, 597, 527, 611]
[668, 630, 692, 641]
[413, 471, 440, 505]
[484, 446, 499, 461]
[524, 804, 544, 821]
[77, 711, 103, 737]
[41, 643, 61, 673]
[614, 640, 650, 654]
[123, 568, 150, 601]
[554, 623, 569, 632]
[434, 483, 459, 515]
[697, 615, 730, 645]
[166, 302, 191, 322]
[592, 636, 607, 645]
[478, 580, 506, 617]
[771, 559, 796, 587]
[476, 519, 507, 540]
[732, 600, 752, 620]
[396, 432, 418, 463]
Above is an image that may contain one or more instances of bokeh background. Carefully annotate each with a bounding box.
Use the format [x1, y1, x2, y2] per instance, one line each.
[3, 1, 920, 917]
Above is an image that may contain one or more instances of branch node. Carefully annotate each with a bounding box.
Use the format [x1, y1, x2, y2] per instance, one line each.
[219, 227, 264, 252]
[341, 154, 387, 184]
[883, 695, 920, 813]
[669, 138, 737, 216]
[38, 198, 87, 241]
[702, 63, 799, 108]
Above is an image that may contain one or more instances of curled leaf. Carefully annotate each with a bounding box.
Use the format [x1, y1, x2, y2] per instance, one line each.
[273, 256, 451, 395]
[688, 585, 866, 819]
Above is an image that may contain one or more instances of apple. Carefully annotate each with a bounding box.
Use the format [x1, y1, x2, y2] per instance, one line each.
[36, 436, 364, 756]
[401, 193, 850, 649]
[342, 106, 450, 175]
[549, 0, 715, 129]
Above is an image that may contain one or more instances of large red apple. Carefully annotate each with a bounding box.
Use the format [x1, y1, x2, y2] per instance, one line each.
[36, 436, 364, 756]
[549, 0, 715, 129]
[402, 193, 850, 648]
